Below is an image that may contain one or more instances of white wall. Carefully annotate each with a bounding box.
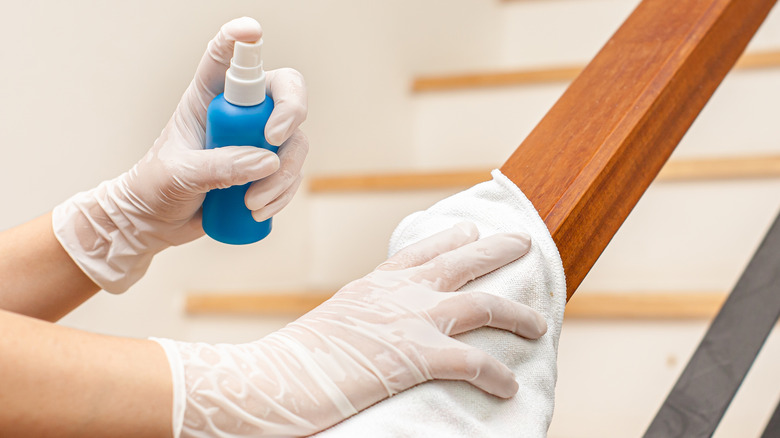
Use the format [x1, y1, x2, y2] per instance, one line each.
[2, 0, 780, 436]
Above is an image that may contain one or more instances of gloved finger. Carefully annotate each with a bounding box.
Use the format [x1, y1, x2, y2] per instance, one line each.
[376, 222, 479, 271]
[250, 174, 303, 222]
[427, 343, 518, 399]
[426, 291, 547, 339]
[180, 146, 280, 193]
[245, 129, 308, 210]
[414, 232, 531, 292]
[265, 68, 308, 146]
[181, 17, 264, 131]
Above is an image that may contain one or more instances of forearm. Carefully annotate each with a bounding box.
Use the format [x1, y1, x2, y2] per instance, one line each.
[0, 212, 100, 321]
[0, 308, 172, 437]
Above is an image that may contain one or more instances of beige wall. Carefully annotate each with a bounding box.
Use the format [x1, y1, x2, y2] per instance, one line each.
[1, 1, 780, 436]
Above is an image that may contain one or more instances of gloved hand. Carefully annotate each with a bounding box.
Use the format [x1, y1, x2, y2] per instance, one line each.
[152, 222, 548, 437]
[52, 17, 308, 293]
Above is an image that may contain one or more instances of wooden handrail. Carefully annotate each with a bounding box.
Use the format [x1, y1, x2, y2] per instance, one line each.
[184, 291, 730, 320]
[309, 170, 490, 193]
[186, 292, 332, 316]
[308, 155, 780, 193]
[498, 0, 777, 299]
[412, 50, 780, 92]
[564, 292, 726, 319]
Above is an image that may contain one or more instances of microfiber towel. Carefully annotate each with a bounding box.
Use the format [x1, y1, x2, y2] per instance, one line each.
[313, 169, 567, 437]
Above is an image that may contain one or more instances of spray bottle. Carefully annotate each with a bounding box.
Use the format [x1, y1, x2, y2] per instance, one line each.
[202, 40, 276, 245]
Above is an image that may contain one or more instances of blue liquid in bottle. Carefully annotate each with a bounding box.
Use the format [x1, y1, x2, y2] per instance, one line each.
[202, 93, 276, 244]
[201, 39, 277, 245]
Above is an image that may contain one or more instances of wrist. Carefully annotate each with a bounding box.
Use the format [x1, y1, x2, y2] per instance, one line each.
[52, 175, 156, 293]
[154, 336, 363, 438]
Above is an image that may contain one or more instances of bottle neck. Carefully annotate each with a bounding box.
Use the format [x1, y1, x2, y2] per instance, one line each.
[224, 63, 266, 107]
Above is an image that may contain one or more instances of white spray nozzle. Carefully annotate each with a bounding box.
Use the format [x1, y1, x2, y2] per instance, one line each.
[224, 40, 267, 106]
[233, 40, 262, 68]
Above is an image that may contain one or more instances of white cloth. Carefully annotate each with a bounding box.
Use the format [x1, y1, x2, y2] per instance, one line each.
[313, 169, 566, 437]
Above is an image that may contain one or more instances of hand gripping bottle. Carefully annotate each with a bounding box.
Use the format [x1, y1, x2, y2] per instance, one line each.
[202, 40, 276, 244]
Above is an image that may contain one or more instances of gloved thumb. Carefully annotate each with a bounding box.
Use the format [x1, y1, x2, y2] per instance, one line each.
[181, 146, 280, 194]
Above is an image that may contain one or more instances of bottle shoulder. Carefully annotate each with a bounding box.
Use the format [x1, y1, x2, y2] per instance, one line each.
[208, 93, 274, 117]
[206, 93, 277, 150]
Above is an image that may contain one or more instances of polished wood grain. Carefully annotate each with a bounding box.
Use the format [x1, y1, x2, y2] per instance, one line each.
[498, 0, 777, 299]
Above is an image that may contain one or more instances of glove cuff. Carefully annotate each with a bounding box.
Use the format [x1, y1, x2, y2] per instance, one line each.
[149, 338, 186, 438]
[52, 176, 155, 293]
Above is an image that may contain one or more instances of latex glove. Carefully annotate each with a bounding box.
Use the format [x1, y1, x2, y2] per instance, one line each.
[52, 17, 308, 293]
[152, 222, 548, 438]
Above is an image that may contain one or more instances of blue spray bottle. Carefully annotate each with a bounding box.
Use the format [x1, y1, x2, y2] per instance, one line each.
[202, 40, 276, 245]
